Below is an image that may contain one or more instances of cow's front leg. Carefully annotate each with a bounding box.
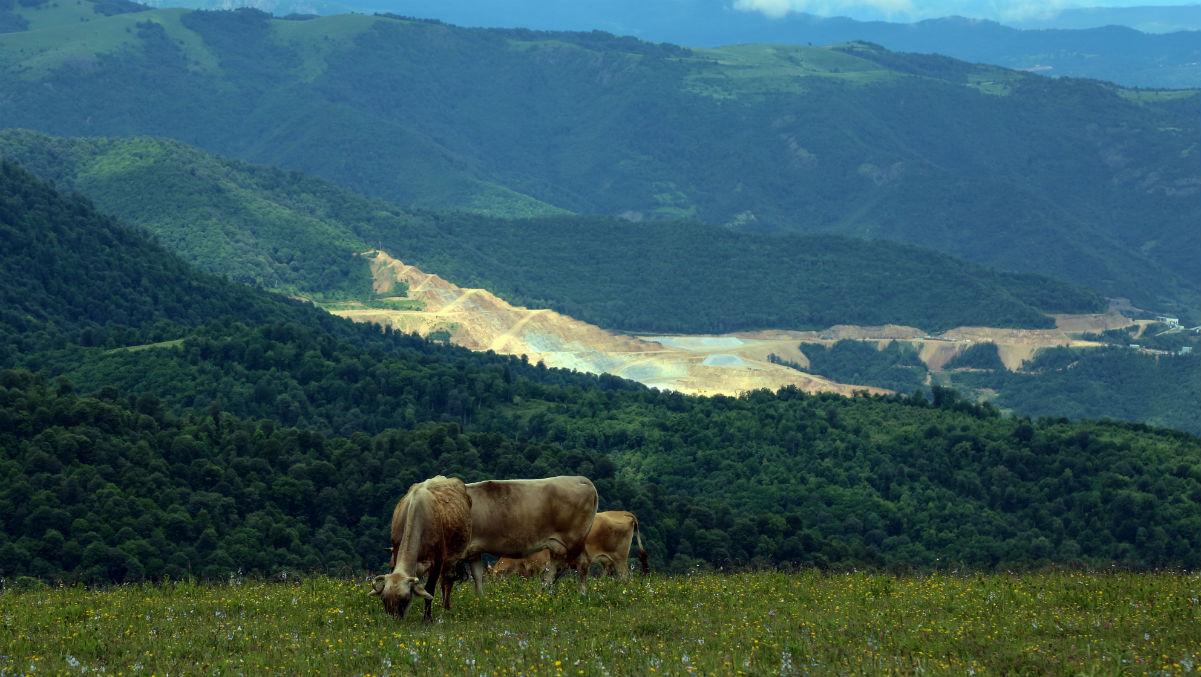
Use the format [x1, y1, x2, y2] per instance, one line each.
[422, 561, 441, 623]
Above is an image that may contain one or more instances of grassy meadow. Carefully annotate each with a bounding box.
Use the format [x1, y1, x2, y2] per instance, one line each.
[2, 571, 1199, 675]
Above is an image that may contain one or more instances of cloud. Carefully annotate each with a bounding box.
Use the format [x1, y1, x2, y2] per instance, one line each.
[732, 0, 917, 20]
[729, 0, 1090, 21]
[991, 0, 1074, 21]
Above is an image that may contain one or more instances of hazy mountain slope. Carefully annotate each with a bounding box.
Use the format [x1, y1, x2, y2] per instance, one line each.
[0, 8, 1194, 316]
[1009, 5, 1201, 33]
[103, 0, 1201, 87]
[0, 132, 375, 298]
[0, 131, 1107, 333]
[0, 159, 314, 363]
[409, 2, 1201, 88]
[7, 137, 1171, 428]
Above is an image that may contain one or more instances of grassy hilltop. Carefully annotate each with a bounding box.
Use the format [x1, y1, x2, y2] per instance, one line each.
[2, 572, 1199, 675]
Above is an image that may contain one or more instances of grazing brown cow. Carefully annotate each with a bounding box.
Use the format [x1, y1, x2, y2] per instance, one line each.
[370, 476, 472, 621]
[459, 476, 598, 595]
[492, 510, 649, 580]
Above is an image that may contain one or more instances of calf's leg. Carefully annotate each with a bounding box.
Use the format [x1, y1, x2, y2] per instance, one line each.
[441, 573, 456, 610]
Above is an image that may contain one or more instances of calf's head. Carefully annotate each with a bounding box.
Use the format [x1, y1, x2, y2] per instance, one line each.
[369, 572, 434, 618]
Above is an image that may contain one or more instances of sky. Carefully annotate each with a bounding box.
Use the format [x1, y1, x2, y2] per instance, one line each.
[730, 0, 1201, 21]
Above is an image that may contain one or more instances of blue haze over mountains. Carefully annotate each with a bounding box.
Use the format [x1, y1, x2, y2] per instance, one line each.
[140, 0, 1201, 88]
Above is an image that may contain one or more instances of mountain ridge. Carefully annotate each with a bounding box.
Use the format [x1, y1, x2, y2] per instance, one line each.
[1, 8, 1193, 314]
[0, 130, 1110, 334]
[60, 0, 1201, 87]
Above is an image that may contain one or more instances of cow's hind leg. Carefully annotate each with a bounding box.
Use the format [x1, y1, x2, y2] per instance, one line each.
[469, 558, 486, 596]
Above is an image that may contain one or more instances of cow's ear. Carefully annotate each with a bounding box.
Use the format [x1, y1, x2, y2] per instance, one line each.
[369, 575, 385, 596]
[412, 581, 435, 601]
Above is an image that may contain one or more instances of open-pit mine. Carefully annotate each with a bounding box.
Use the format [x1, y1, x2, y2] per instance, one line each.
[326, 251, 1137, 397]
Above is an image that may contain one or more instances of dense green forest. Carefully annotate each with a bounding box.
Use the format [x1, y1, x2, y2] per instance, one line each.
[0, 6, 1196, 316]
[0, 131, 1104, 333]
[779, 341, 929, 393]
[0, 160, 310, 362]
[945, 342, 1006, 371]
[0, 132, 375, 299]
[951, 347, 1201, 434]
[391, 217, 1104, 333]
[1082, 323, 1200, 353]
[6, 359, 1201, 582]
[769, 336, 1200, 433]
[2, 159, 1201, 583]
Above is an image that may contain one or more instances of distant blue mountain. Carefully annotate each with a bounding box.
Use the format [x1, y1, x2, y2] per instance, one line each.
[128, 0, 1201, 88]
[1007, 5, 1201, 33]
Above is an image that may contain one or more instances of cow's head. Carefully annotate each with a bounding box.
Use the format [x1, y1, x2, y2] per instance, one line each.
[369, 572, 434, 618]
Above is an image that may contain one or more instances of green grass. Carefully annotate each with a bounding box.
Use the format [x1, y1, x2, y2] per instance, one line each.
[2, 572, 1199, 675]
[685, 44, 897, 99]
[107, 338, 184, 353]
[1118, 89, 1201, 104]
[270, 13, 383, 80]
[459, 179, 573, 219]
[0, 7, 218, 77]
[7, 0, 107, 32]
[320, 298, 427, 311]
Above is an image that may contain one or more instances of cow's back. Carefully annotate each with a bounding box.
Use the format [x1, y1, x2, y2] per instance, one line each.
[587, 511, 637, 556]
[465, 476, 597, 559]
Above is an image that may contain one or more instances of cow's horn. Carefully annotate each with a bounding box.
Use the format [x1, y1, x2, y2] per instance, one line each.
[413, 585, 435, 601]
[368, 575, 385, 596]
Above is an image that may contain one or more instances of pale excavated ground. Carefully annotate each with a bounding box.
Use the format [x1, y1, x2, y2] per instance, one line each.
[331, 252, 883, 397]
[332, 251, 1136, 397]
[728, 314, 1130, 373]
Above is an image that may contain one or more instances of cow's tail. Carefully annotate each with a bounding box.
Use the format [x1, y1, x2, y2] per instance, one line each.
[632, 513, 649, 575]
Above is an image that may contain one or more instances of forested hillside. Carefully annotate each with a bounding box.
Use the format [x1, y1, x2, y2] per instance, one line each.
[0, 160, 306, 362]
[951, 347, 1201, 434]
[3, 155, 1201, 583]
[6, 360, 1201, 582]
[0, 131, 1104, 333]
[0, 7, 1196, 316]
[776, 338, 1201, 434]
